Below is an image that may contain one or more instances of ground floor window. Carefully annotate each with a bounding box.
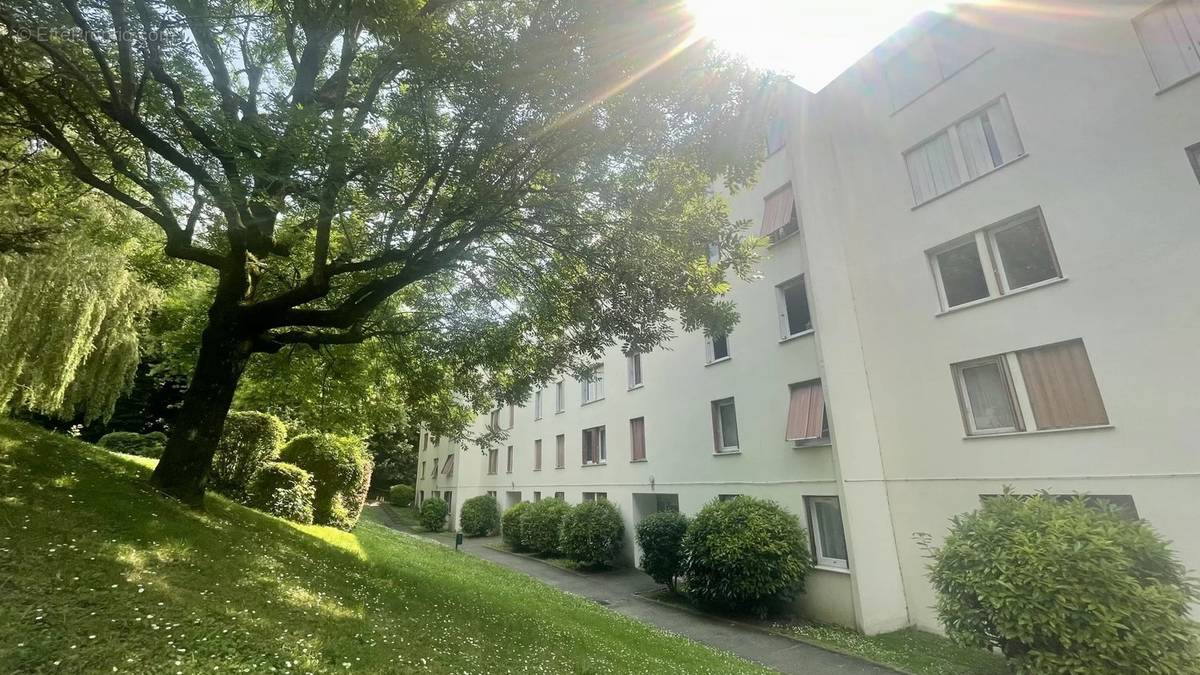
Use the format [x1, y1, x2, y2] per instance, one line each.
[554, 491, 565, 501]
[655, 494, 678, 512]
[717, 493, 740, 502]
[582, 492, 607, 502]
[533, 491, 542, 502]
[805, 496, 849, 569]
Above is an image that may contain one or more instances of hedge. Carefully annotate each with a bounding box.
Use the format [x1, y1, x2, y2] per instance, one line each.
[209, 411, 287, 500]
[279, 433, 370, 530]
[559, 500, 624, 566]
[388, 484, 414, 507]
[681, 496, 811, 613]
[635, 510, 689, 591]
[520, 498, 572, 556]
[502, 501, 531, 550]
[247, 462, 315, 524]
[97, 431, 166, 458]
[419, 496, 449, 532]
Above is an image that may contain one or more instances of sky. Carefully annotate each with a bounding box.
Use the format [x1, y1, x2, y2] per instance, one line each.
[685, 0, 958, 91]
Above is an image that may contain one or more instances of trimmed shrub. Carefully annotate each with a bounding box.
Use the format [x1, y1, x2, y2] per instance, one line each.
[98, 431, 165, 458]
[247, 462, 315, 524]
[927, 491, 1200, 673]
[682, 496, 811, 613]
[460, 495, 501, 537]
[636, 511, 690, 591]
[388, 484, 415, 507]
[521, 498, 572, 556]
[559, 500, 624, 566]
[502, 501, 531, 550]
[279, 433, 369, 530]
[209, 411, 287, 500]
[419, 496, 448, 532]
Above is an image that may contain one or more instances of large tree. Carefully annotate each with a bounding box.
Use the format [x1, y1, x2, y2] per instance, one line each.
[0, 0, 774, 504]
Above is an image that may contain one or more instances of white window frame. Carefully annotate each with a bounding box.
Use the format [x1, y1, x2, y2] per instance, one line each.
[705, 334, 731, 364]
[775, 275, 813, 340]
[582, 425, 607, 465]
[712, 398, 740, 452]
[904, 96, 1025, 206]
[580, 364, 605, 404]
[806, 496, 849, 570]
[928, 207, 1062, 311]
[1133, 0, 1200, 92]
[534, 438, 542, 471]
[555, 380, 565, 413]
[952, 354, 1026, 435]
[489, 407, 501, 431]
[534, 389, 543, 420]
[627, 352, 643, 389]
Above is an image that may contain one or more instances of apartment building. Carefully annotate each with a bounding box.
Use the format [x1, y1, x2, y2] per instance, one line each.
[417, 0, 1200, 635]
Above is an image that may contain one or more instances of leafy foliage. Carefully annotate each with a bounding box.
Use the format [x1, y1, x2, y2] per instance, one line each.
[369, 430, 417, 496]
[926, 491, 1200, 673]
[339, 455, 374, 530]
[209, 412, 288, 500]
[636, 511, 690, 591]
[521, 498, 573, 556]
[419, 496, 449, 533]
[279, 434, 370, 529]
[388, 484, 415, 507]
[559, 500, 625, 566]
[681, 496, 812, 613]
[97, 431, 166, 458]
[247, 462, 315, 525]
[502, 501, 532, 551]
[460, 495, 501, 537]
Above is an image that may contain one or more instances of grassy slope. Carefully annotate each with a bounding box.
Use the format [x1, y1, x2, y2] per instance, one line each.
[0, 420, 766, 674]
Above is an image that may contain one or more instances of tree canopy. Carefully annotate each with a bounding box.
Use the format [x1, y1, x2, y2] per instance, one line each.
[0, 0, 777, 502]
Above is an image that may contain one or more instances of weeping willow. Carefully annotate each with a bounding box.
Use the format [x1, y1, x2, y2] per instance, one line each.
[0, 239, 153, 423]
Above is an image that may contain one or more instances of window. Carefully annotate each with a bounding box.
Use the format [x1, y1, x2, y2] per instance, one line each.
[418, 490, 423, 506]
[489, 407, 501, 430]
[534, 439, 542, 471]
[487, 490, 496, 499]
[422, 432, 429, 451]
[630, 417, 646, 461]
[555, 434, 565, 469]
[432, 435, 440, 447]
[655, 494, 679, 512]
[533, 491, 542, 502]
[442, 454, 455, 478]
[554, 491, 565, 501]
[555, 380, 566, 413]
[1188, 142, 1200, 183]
[431, 458, 439, 478]
[627, 352, 643, 389]
[582, 492, 608, 502]
[1134, 0, 1200, 91]
[705, 334, 731, 363]
[905, 96, 1024, 205]
[582, 426, 607, 465]
[581, 364, 605, 404]
[420, 460, 426, 478]
[776, 276, 812, 338]
[883, 17, 990, 110]
[506, 445, 513, 473]
[766, 116, 787, 155]
[760, 184, 799, 244]
[711, 398, 740, 452]
[929, 208, 1062, 311]
[487, 448, 498, 475]
[953, 339, 1108, 436]
[507, 404, 515, 429]
[787, 380, 829, 446]
[806, 496, 849, 569]
[534, 389, 543, 419]
[717, 494, 740, 502]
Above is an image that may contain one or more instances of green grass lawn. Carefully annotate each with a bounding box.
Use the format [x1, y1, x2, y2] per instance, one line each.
[0, 420, 767, 674]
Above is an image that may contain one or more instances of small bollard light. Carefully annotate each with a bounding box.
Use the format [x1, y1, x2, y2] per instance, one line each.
[455, 532, 463, 551]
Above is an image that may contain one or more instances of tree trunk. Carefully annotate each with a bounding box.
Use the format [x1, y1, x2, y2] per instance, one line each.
[150, 301, 252, 506]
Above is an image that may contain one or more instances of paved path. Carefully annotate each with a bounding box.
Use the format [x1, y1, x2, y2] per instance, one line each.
[369, 504, 894, 674]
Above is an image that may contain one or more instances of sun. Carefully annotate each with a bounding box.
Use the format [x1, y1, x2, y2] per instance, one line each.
[684, 0, 956, 91]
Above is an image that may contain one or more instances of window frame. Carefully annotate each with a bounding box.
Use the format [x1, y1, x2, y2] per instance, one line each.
[554, 380, 566, 413]
[761, 183, 800, 246]
[554, 434, 566, 469]
[629, 416, 647, 461]
[928, 207, 1063, 312]
[1133, 0, 1200, 92]
[711, 397, 740, 453]
[953, 354, 1025, 436]
[506, 445, 513, 474]
[533, 438, 542, 471]
[534, 389, 543, 420]
[580, 364, 605, 405]
[904, 95, 1025, 207]
[581, 425, 607, 465]
[805, 496, 850, 570]
[705, 334, 731, 364]
[775, 275, 814, 340]
[627, 352, 644, 389]
[486, 449, 498, 475]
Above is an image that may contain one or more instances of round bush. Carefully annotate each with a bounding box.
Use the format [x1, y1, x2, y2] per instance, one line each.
[247, 462, 315, 524]
[460, 495, 501, 537]
[419, 496, 449, 532]
[520, 498, 572, 556]
[279, 433, 369, 529]
[636, 511, 690, 591]
[209, 411, 287, 500]
[389, 484, 414, 507]
[682, 496, 811, 613]
[559, 500, 625, 566]
[338, 455, 373, 529]
[97, 431, 165, 458]
[502, 501, 531, 550]
[928, 491, 1200, 673]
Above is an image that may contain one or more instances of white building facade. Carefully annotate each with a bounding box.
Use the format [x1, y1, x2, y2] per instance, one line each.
[417, 0, 1200, 635]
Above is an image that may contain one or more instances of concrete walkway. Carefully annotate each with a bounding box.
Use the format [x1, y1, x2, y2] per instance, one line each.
[370, 505, 894, 674]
